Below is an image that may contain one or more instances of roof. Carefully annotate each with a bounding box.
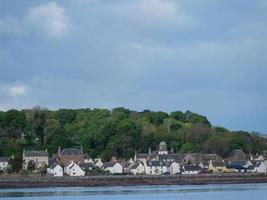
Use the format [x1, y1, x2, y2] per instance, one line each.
[212, 161, 225, 167]
[159, 141, 167, 146]
[79, 162, 94, 169]
[184, 165, 201, 171]
[158, 154, 182, 162]
[129, 163, 139, 169]
[136, 153, 149, 159]
[25, 150, 48, 157]
[227, 149, 247, 162]
[104, 162, 117, 168]
[227, 163, 247, 170]
[146, 160, 170, 167]
[120, 161, 132, 168]
[61, 148, 83, 156]
[0, 157, 8, 162]
[247, 165, 255, 170]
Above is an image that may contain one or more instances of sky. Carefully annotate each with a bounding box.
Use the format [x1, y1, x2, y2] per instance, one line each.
[0, 0, 266, 133]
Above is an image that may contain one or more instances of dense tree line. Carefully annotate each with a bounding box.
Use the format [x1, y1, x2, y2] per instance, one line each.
[0, 107, 266, 167]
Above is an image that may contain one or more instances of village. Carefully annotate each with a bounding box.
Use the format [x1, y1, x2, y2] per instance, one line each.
[0, 141, 267, 177]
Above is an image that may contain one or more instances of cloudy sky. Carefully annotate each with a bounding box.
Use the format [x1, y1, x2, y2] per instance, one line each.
[0, 0, 266, 133]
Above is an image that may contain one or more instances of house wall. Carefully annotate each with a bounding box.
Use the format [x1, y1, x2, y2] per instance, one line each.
[131, 164, 145, 175]
[170, 163, 180, 174]
[24, 156, 48, 169]
[53, 165, 63, 177]
[145, 165, 168, 175]
[0, 162, 8, 171]
[59, 155, 84, 166]
[65, 163, 85, 176]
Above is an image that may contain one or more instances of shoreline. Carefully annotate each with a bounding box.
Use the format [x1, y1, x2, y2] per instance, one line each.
[0, 173, 267, 189]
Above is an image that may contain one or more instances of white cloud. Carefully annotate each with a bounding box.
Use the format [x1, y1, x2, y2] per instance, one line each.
[9, 85, 27, 97]
[0, 2, 69, 38]
[25, 2, 69, 38]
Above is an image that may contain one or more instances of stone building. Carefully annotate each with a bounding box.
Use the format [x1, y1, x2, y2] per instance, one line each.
[57, 147, 85, 166]
[23, 149, 49, 170]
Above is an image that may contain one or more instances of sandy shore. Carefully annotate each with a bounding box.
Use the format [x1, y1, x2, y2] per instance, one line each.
[0, 173, 267, 188]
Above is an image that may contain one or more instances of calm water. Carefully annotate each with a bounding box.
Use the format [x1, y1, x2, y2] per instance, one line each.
[0, 183, 267, 200]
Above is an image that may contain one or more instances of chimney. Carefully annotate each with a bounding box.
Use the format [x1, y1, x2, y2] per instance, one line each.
[45, 148, 48, 152]
[171, 147, 174, 154]
[149, 147, 151, 154]
[134, 150, 137, 162]
[80, 145, 83, 153]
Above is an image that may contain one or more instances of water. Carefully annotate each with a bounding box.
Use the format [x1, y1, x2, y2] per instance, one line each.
[0, 183, 267, 200]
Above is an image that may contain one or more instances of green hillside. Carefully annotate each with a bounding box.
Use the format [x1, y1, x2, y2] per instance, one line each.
[0, 107, 266, 161]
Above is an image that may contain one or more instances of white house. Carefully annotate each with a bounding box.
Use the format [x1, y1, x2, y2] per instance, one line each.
[253, 162, 267, 173]
[65, 161, 85, 176]
[104, 162, 123, 174]
[48, 165, 63, 177]
[0, 157, 8, 171]
[182, 165, 201, 174]
[95, 158, 104, 168]
[169, 162, 181, 174]
[145, 161, 168, 175]
[129, 163, 145, 175]
[244, 160, 253, 168]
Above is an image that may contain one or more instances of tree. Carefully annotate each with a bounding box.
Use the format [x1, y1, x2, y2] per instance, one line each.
[180, 143, 197, 153]
[28, 108, 47, 147]
[2, 110, 27, 139]
[9, 156, 22, 173]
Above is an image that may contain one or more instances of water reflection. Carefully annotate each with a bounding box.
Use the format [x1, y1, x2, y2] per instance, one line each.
[0, 184, 267, 198]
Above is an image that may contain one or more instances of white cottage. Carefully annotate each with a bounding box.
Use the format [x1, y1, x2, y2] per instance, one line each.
[95, 158, 104, 168]
[65, 161, 85, 176]
[169, 162, 181, 174]
[129, 163, 145, 175]
[0, 157, 8, 171]
[48, 165, 63, 177]
[145, 161, 168, 175]
[104, 162, 123, 174]
[182, 165, 201, 174]
[254, 162, 267, 173]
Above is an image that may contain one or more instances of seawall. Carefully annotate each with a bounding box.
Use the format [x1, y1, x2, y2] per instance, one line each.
[0, 173, 267, 188]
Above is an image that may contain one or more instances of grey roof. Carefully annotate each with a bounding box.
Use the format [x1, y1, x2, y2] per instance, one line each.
[61, 148, 83, 155]
[25, 150, 48, 157]
[183, 153, 222, 163]
[129, 163, 139, 170]
[227, 149, 247, 162]
[146, 160, 170, 167]
[212, 161, 225, 167]
[79, 162, 94, 169]
[158, 154, 182, 162]
[136, 153, 149, 159]
[184, 165, 201, 171]
[0, 157, 8, 162]
[104, 162, 116, 168]
[120, 161, 132, 168]
[247, 165, 255, 170]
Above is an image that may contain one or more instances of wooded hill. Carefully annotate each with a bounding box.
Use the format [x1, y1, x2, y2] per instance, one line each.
[0, 107, 266, 161]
